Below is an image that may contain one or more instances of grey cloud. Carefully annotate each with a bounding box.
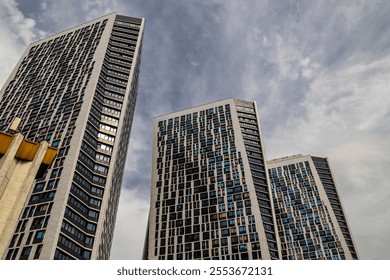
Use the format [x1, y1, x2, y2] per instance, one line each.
[3, 0, 390, 260]
[0, 0, 46, 85]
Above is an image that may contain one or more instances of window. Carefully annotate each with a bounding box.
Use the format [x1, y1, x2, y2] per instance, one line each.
[85, 236, 94, 245]
[47, 180, 58, 190]
[51, 168, 62, 178]
[91, 186, 103, 196]
[96, 153, 110, 163]
[100, 123, 117, 133]
[90, 197, 101, 207]
[34, 182, 45, 192]
[30, 195, 40, 202]
[97, 143, 112, 153]
[32, 217, 44, 227]
[87, 223, 96, 232]
[33, 245, 43, 259]
[221, 229, 230, 237]
[94, 164, 108, 174]
[98, 132, 115, 142]
[88, 210, 99, 219]
[92, 175, 106, 184]
[239, 244, 248, 252]
[36, 204, 49, 213]
[35, 230, 45, 240]
[21, 247, 32, 258]
[52, 140, 60, 147]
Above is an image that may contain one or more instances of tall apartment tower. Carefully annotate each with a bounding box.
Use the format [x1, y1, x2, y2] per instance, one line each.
[143, 98, 280, 260]
[267, 155, 359, 260]
[0, 13, 145, 260]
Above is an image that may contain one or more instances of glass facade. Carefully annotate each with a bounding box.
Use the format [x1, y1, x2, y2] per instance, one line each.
[0, 13, 144, 260]
[268, 155, 359, 260]
[143, 99, 280, 260]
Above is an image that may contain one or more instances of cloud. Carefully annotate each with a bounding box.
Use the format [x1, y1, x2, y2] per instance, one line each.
[40, 2, 47, 11]
[110, 188, 149, 259]
[2, 0, 389, 260]
[21, 0, 123, 35]
[122, 114, 152, 197]
[0, 0, 46, 87]
[265, 40, 390, 259]
[116, 0, 390, 259]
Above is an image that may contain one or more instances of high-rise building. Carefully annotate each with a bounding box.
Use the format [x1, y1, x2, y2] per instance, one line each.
[267, 155, 359, 260]
[0, 13, 145, 260]
[143, 98, 280, 260]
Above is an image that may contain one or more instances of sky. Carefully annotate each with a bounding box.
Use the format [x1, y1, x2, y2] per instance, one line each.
[0, 0, 389, 260]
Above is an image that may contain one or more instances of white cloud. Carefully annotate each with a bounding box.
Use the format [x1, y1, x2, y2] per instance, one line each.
[110, 188, 149, 259]
[124, 121, 151, 175]
[29, 0, 122, 34]
[339, 0, 369, 31]
[303, 54, 390, 132]
[0, 0, 45, 87]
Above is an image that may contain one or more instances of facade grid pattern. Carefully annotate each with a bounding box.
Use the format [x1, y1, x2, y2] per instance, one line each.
[267, 155, 359, 260]
[144, 99, 280, 260]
